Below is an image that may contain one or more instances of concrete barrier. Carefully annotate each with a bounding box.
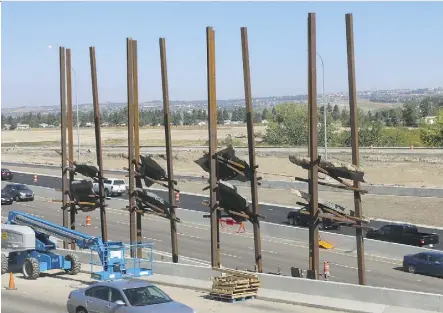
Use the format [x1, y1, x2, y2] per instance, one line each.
[175, 208, 435, 261]
[56, 249, 443, 312]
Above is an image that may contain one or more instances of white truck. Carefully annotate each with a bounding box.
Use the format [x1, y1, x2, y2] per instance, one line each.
[92, 178, 127, 197]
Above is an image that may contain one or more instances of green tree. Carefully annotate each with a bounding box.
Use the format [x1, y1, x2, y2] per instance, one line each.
[402, 102, 420, 127]
[263, 103, 308, 146]
[331, 105, 340, 121]
[222, 109, 229, 121]
[340, 108, 350, 127]
[261, 108, 269, 121]
[253, 112, 262, 123]
[217, 109, 224, 124]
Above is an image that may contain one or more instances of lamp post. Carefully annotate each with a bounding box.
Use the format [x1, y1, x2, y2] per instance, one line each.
[70, 67, 80, 160]
[316, 52, 327, 160]
[49, 45, 80, 160]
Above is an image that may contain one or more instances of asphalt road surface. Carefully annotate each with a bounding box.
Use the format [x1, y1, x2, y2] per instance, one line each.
[4, 171, 443, 252]
[2, 181, 442, 295]
[1, 292, 66, 313]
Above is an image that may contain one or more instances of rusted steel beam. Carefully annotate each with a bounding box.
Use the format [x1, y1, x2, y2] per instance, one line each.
[240, 27, 263, 273]
[59, 46, 69, 249]
[159, 37, 179, 263]
[131, 39, 143, 258]
[89, 46, 108, 242]
[66, 49, 76, 250]
[307, 13, 320, 279]
[206, 26, 220, 268]
[346, 13, 366, 286]
[126, 38, 137, 256]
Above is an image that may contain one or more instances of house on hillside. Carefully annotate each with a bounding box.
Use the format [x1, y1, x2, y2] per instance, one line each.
[423, 116, 437, 125]
[16, 124, 30, 130]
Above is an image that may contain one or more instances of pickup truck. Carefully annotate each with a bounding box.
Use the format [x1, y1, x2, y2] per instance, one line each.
[92, 178, 126, 197]
[287, 206, 347, 230]
[366, 224, 439, 247]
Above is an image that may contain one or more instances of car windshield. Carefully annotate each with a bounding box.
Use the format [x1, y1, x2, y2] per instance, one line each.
[14, 185, 28, 190]
[114, 180, 125, 185]
[123, 286, 172, 306]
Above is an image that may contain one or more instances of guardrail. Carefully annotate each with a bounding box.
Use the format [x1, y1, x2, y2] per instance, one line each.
[57, 248, 443, 312]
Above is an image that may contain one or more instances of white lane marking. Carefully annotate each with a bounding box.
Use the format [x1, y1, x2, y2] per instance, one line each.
[220, 252, 241, 259]
[329, 262, 371, 272]
[177, 233, 201, 239]
[142, 236, 162, 242]
[248, 247, 278, 254]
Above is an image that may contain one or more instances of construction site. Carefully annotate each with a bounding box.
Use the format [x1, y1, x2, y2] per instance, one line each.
[2, 8, 443, 313]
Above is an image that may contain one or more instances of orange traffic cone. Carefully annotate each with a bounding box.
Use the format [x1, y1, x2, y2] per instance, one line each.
[6, 272, 17, 290]
[34, 175, 38, 182]
[323, 261, 330, 280]
[85, 216, 92, 227]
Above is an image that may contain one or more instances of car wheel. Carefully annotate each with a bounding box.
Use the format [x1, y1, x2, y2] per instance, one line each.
[408, 264, 417, 274]
[15, 195, 20, 202]
[76, 306, 88, 313]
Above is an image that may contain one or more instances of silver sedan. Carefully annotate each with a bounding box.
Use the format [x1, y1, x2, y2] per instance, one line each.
[67, 279, 196, 313]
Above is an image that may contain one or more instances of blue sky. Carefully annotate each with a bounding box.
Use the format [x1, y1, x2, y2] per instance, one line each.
[2, 1, 443, 108]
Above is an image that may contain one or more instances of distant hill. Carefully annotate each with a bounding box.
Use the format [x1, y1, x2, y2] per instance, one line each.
[2, 87, 442, 117]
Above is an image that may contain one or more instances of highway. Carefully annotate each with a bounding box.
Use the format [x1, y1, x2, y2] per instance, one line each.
[5, 171, 443, 251]
[2, 180, 443, 295]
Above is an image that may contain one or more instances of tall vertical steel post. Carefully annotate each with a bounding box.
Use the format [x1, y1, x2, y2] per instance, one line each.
[206, 26, 220, 268]
[126, 38, 137, 257]
[307, 13, 320, 279]
[345, 13, 366, 285]
[240, 27, 263, 273]
[89, 47, 108, 242]
[59, 46, 69, 249]
[131, 39, 143, 258]
[66, 49, 76, 250]
[159, 38, 179, 263]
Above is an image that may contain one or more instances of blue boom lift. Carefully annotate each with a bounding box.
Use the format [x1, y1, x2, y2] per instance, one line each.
[1, 210, 153, 280]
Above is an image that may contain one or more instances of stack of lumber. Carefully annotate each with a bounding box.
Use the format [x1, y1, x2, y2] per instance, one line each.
[209, 268, 260, 301]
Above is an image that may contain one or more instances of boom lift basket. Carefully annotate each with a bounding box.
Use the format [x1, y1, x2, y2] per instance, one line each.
[89, 242, 154, 281]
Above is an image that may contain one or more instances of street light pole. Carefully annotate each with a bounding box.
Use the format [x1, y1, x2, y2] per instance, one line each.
[70, 67, 80, 161]
[316, 52, 327, 160]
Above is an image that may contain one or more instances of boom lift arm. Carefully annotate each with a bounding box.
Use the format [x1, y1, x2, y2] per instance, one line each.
[7, 211, 117, 265]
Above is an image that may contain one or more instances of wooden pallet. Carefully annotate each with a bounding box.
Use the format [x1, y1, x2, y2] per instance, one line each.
[209, 293, 256, 303]
[209, 267, 260, 302]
